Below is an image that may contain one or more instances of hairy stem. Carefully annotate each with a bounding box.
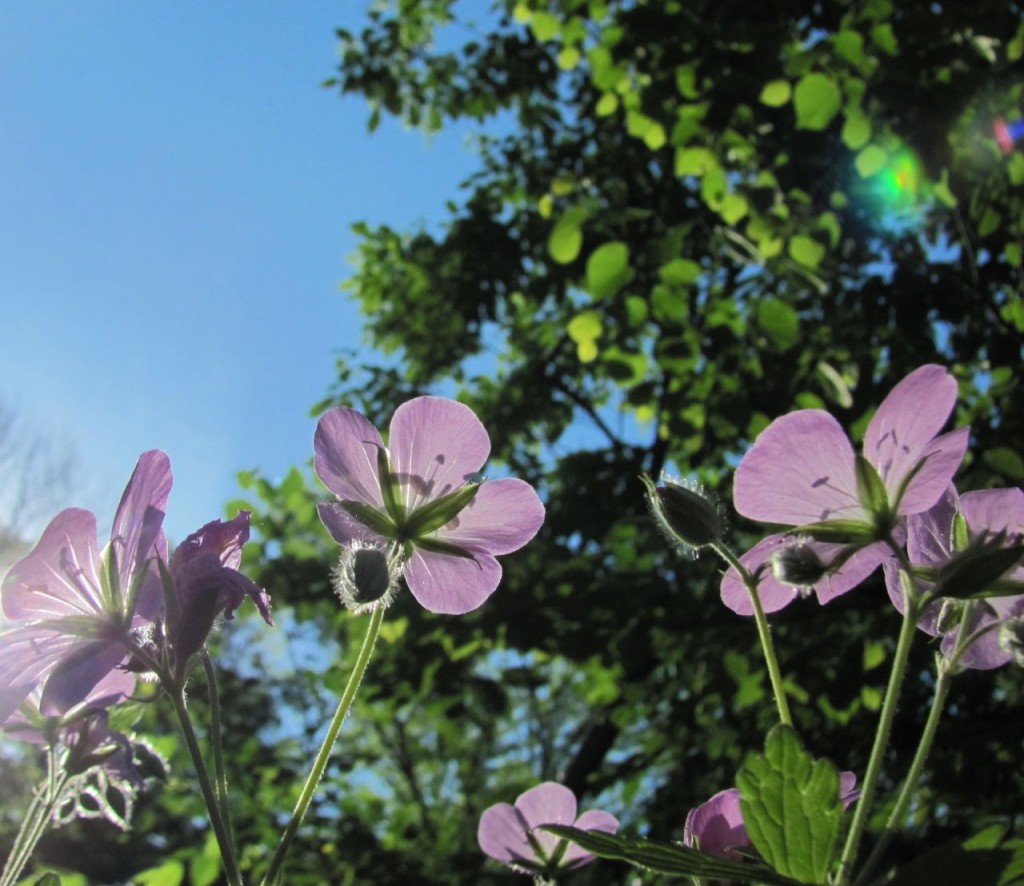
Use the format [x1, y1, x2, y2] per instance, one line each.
[260, 605, 385, 886]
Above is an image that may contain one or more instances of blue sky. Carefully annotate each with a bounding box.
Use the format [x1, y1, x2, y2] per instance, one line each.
[0, 2, 486, 543]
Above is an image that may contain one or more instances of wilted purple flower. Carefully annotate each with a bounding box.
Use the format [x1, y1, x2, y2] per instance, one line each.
[477, 781, 619, 874]
[684, 774, 859, 860]
[168, 511, 272, 669]
[0, 451, 171, 722]
[722, 365, 968, 613]
[315, 396, 545, 615]
[884, 486, 1024, 669]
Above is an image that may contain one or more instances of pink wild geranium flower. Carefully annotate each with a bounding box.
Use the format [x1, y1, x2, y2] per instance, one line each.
[168, 511, 272, 672]
[314, 396, 545, 615]
[721, 365, 969, 614]
[884, 485, 1024, 670]
[684, 773, 859, 860]
[477, 781, 619, 875]
[0, 451, 172, 724]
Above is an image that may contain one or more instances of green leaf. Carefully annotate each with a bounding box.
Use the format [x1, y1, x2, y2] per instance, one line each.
[788, 235, 825, 269]
[542, 825, 804, 884]
[585, 241, 633, 299]
[757, 298, 800, 350]
[659, 258, 701, 286]
[984, 447, 1024, 481]
[548, 207, 587, 263]
[833, 30, 865, 66]
[793, 73, 841, 131]
[189, 833, 223, 886]
[760, 79, 791, 107]
[133, 860, 185, 886]
[529, 11, 559, 41]
[855, 144, 888, 178]
[595, 92, 618, 116]
[567, 310, 603, 362]
[841, 111, 871, 149]
[720, 192, 749, 224]
[736, 724, 844, 884]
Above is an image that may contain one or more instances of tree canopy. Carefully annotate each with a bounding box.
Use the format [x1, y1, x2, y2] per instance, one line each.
[5, 1, 1023, 882]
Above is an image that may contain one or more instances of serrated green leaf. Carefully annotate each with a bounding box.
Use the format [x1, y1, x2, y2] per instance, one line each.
[793, 73, 841, 131]
[736, 724, 844, 884]
[586, 241, 633, 299]
[760, 79, 791, 107]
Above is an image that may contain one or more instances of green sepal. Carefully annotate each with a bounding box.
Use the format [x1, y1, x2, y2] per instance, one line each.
[338, 500, 399, 538]
[855, 454, 890, 524]
[404, 483, 481, 538]
[951, 510, 970, 553]
[157, 556, 180, 642]
[32, 615, 114, 641]
[541, 825, 805, 885]
[377, 445, 406, 523]
[926, 532, 1024, 602]
[413, 535, 479, 560]
[736, 723, 844, 884]
[103, 542, 122, 614]
[794, 519, 877, 545]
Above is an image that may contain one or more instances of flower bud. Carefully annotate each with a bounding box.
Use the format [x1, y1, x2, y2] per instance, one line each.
[999, 618, 1024, 668]
[333, 542, 402, 614]
[642, 473, 724, 552]
[770, 538, 829, 590]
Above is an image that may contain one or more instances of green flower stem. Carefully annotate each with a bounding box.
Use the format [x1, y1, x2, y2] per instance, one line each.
[835, 595, 921, 884]
[0, 760, 66, 886]
[202, 651, 235, 858]
[261, 605, 385, 886]
[168, 683, 244, 886]
[711, 543, 793, 727]
[854, 664, 953, 885]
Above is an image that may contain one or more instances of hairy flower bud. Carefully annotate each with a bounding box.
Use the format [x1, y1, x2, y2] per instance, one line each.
[333, 542, 402, 614]
[769, 537, 829, 590]
[999, 618, 1024, 668]
[642, 473, 724, 552]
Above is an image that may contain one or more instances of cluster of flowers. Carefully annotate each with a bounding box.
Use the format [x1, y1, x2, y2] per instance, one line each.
[2, 368, 1021, 883]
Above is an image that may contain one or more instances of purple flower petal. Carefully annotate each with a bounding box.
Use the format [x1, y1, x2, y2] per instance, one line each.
[516, 782, 578, 860]
[110, 450, 171, 591]
[403, 548, 502, 615]
[314, 407, 386, 508]
[436, 478, 545, 556]
[39, 640, 129, 716]
[961, 488, 1024, 542]
[388, 397, 490, 512]
[719, 535, 801, 616]
[478, 802, 535, 866]
[813, 540, 891, 605]
[734, 411, 862, 526]
[561, 809, 619, 867]
[893, 427, 969, 516]
[316, 502, 388, 547]
[683, 788, 749, 859]
[2, 509, 104, 620]
[863, 365, 960, 509]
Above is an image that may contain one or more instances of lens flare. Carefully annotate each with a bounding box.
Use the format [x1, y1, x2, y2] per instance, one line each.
[873, 150, 923, 210]
[994, 117, 1024, 154]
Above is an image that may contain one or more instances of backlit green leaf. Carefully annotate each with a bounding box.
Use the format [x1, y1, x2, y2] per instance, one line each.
[586, 241, 633, 299]
[736, 724, 844, 884]
[794, 73, 841, 131]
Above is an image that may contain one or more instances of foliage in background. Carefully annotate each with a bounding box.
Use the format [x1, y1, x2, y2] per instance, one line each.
[3, 0, 1022, 882]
